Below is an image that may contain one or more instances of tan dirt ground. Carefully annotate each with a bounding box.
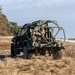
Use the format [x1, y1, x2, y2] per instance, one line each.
[0, 37, 75, 75]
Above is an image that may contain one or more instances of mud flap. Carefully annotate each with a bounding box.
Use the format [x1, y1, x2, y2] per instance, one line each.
[23, 46, 28, 59]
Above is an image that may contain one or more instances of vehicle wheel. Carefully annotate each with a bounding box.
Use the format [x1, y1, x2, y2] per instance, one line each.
[11, 43, 16, 57]
[52, 50, 62, 59]
[23, 46, 28, 59]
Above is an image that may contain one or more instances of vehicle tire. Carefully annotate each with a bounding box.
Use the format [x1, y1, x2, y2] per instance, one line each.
[11, 43, 16, 57]
[52, 50, 62, 59]
[23, 46, 28, 59]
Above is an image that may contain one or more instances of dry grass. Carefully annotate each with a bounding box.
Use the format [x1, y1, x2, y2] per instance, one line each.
[64, 42, 75, 60]
[0, 37, 75, 75]
[0, 37, 11, 50]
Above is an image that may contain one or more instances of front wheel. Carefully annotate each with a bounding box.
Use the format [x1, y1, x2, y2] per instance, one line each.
[11, 43, 16, 57]
[52, 50, 62, 59]
[23, 46, 28, 59]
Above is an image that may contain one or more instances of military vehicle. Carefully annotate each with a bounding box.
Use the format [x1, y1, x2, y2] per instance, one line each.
[11, 20, 66, 59]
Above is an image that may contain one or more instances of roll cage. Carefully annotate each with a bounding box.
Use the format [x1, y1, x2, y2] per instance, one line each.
[20, 20, 66, 41]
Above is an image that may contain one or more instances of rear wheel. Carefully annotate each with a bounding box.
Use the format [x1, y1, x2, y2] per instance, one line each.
[52, 50, 62, 59]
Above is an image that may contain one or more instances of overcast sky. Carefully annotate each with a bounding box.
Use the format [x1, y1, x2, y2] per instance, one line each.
[0, 0, 75, 38]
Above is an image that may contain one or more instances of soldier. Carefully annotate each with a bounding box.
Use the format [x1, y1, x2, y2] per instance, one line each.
[32, 24, 46, 47]
[40, 24, 45, 36]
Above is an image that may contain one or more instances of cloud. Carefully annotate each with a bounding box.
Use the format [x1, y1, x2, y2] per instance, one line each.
[0, 0, 75, 10]
[0, 0, 75, 38]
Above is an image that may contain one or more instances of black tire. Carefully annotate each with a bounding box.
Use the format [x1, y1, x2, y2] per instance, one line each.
[11, 43, 16, 57]
[52, 50, 62, 59]
[23, 46, 28, 59]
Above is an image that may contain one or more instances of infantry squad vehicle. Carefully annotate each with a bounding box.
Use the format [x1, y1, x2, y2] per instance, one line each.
[11, 20, 66, 59]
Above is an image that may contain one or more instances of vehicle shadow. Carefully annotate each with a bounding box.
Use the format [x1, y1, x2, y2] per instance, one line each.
[0, 55, 10, 61]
